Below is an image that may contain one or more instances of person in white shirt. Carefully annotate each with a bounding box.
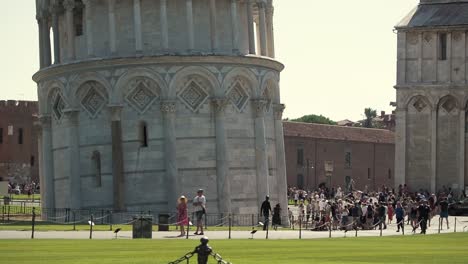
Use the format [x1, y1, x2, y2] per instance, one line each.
[193, 189, 206, 235]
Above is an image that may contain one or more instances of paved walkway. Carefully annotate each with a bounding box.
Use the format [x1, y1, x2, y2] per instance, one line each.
[1, 216, 467, 240]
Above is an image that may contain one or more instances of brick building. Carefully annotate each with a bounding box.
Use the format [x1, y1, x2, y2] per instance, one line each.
[0, 100, 39, 184]
[284, 121, 395, 192]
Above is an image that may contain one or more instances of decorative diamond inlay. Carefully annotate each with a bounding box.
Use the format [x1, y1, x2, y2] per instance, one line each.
[178, 80, 209, 112]
[53, 94, 66, 120]
[442, 98, 456, 113]
[413, 98, 427, 112]
[228, 82, 249, 112]
[126, 82, 158, 114]
[81, 87, 105, 118]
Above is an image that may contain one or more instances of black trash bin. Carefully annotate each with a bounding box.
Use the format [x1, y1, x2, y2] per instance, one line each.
[158, 214, 170, 231]
[132, 215, 153, 239]
[3, 196, 10, 206]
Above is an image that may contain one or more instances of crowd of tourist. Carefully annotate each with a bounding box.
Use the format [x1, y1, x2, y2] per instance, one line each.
[7, 181, 39, 196]
[287, 184, 467, 234]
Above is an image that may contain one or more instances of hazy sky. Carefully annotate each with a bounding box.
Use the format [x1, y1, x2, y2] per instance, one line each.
[0, 0, 419, 121]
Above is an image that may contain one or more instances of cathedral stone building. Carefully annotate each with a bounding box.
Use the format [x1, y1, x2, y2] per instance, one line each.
[395, 0, 468, 195]
[33, 0, 287, 220]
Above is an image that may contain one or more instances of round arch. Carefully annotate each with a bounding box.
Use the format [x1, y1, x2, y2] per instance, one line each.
[169, 66, 220, 98]
[68, 72, 112, 109]
[113, 67, 167, 104]
[222, 67, 259, 98]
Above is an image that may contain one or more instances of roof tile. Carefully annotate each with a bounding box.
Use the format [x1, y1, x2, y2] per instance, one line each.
[283, 121, 395, 144]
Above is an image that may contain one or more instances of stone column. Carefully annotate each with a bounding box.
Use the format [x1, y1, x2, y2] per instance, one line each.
[161, 101, 179, 212]
[255, 20, 262, 55]
[430, 108, 437, 193]
[35, 122, 44, 207]
[253, 99, 269, 210]
[64, 109, 81, 209]
[395, 106, 407, 189]
[209, 0, 218, 52]
[108, 0, 117, 55]
[39, 115, 55, 209]
[396, 32, 406, 84]
[459, 109, 466, 194]
[160, 0, 169, 51]
[246, 0, 255, 54]
[266, 1, 275, 58]
[186, 0, 195, 52]
[230, 0, 240, 53]
[50, 4, 61, 64]
[133, 0, 143, 54]
[257, 1, 267, 56]
[417, 32, 423, 82]
[63, 0, 75, 60]
[109, 105, 125, 211]
[273, 104, 289, 225]
[41, 11, 52, 67]
[82, 0, 94, 57]
[212, 99, 232, 214]
[36, 14, 45, 68]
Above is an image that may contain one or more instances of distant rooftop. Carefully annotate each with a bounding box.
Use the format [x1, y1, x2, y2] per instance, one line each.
[397, 1, 468, 29]
[283, 121, 395, 144]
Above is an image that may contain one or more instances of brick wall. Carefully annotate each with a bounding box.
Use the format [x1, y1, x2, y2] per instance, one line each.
[0, 100, 39, 184]
[284, 123, 395, 192]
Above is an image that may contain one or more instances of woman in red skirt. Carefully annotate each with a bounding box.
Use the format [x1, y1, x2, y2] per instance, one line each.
[177, 196, 189, 237]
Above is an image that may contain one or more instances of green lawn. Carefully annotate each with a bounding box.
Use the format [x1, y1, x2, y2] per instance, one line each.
[1, 234, 467, 263]
[7, 194, 41, 200]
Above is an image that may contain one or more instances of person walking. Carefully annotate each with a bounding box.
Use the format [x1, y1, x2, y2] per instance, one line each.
[417, 200, 430, 234]
[387, 204, 394, 225]
[378, 203, 387, 230]
[260, 196, 272, 231]
[395, 202, 405, 232]
[439, 197, 450, 230]
[177, 195, 188, 237]
[193, 189, 206, 235]
[272, 203, 282, 230]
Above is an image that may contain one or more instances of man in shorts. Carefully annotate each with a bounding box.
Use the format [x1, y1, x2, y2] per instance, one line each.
[193, 189, 206, 235]
[439, 197, 450, 230]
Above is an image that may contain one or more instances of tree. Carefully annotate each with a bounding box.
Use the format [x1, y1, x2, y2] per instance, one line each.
[291, 114, 337, 125]
[363, 108, 377, 128]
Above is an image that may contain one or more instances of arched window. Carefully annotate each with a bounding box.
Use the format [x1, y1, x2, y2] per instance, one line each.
[92, 151, 101, 187]
[139, 122, 148, 148]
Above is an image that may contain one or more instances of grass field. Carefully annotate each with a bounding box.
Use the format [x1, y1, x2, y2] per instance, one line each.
[4, 194, 41, 201]
[1, 233, 467, 263]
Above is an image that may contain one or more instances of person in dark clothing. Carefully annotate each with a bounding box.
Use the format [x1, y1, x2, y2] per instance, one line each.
[417, 200, 431, 234]
[395, 202, 405, 232]
[260, 196, 272, 230]
[439, 198, 450, 229]
[272, 203, 281, 230]
[378, 203, 387, 230]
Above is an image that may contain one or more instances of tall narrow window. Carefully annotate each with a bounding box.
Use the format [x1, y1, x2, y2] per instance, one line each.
[18, 128, 23, 145]
[297, 174, 304, 189]
[297, 148, 304, 166]
[367, 168, 371, 180]
[388, 169, 392, 179]
[139, 122, 148, 147]
[30, 156, 35, 167]
[74, 2, 84, 36]
[345, 151, 352, 169]
[92, 151, 101, 187]
[439, 33, 447, 61]
[0, 128, 3, 144]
